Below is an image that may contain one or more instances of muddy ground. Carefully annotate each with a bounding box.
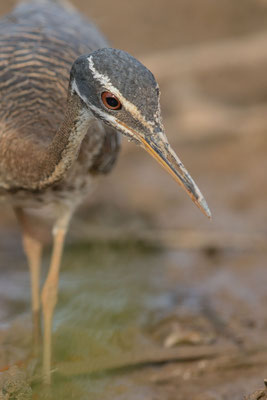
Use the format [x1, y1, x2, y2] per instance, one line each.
[1, 0, 267, 399]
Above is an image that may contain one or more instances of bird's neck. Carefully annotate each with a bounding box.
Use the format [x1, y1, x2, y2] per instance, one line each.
[38, 93, 94, 189]
[5, 93, 96, 191]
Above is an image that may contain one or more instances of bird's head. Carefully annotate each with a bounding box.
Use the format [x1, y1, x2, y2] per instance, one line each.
[70, 48, 211, 218]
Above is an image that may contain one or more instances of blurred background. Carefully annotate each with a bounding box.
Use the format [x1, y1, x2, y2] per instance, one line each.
[1, 1, 267, 399]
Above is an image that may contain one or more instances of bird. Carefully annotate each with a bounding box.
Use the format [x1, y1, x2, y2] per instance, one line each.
[0, 0, 211, 384]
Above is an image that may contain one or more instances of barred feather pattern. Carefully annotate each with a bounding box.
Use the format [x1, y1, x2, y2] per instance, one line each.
[0, 1, 120, 213]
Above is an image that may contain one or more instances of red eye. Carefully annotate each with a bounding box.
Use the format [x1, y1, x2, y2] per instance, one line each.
[101, 91, 122, 110]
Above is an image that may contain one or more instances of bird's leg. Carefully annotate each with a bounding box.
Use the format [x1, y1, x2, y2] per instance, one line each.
[41, 210, 72, 385]
[23, 234, 42, 354]
[14, 208, 43, 355]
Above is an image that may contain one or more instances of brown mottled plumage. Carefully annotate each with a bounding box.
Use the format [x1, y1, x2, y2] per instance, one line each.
[0, 0, 210, 385]
[0, 0, 119, 206]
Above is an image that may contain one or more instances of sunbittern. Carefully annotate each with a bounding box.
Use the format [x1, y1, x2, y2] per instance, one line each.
[0, 0, 211, 384]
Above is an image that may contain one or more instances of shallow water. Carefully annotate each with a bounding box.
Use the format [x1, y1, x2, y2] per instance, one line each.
[1, 243, 176, 399]
[1, 239, 267, 399]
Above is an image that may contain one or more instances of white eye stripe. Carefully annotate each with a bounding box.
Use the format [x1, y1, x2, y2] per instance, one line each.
[87, 56, 112, 88]
[71, 79, 89, 105]
[87, 56, 154, 133]
[89, 104, 136, 138]
[89, 104, 117, 124]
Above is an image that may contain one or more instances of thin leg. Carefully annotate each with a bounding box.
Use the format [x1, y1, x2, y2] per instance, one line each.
[23, 234, 42, 354]
[41, 211, 72, 384]
[14, 208, 43, 355]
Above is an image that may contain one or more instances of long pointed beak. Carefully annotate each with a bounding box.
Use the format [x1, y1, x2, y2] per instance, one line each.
[115, 119, 211, 218]
[139, 133, 211, 218]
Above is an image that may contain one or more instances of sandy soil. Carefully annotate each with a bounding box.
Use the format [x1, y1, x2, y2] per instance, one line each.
[1, 0, 267, 399]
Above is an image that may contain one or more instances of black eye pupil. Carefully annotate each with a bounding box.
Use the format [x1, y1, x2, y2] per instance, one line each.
[106, 97, 119, 108]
